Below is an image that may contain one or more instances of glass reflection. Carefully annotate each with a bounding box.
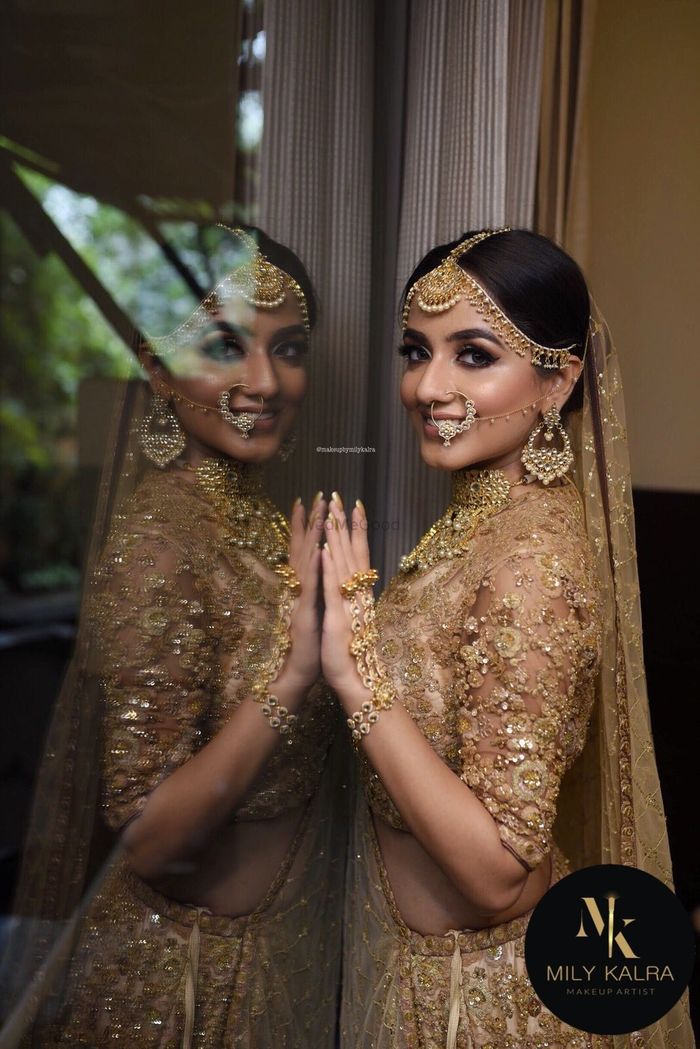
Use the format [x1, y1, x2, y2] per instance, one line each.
[1, 224, 347, 1047]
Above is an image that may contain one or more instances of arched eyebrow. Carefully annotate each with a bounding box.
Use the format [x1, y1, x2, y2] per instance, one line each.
[201, 320, 253, 340]
[445, 327, 504, 348]
[402, 327, 429, 346]
[269, 324, 307, 341]
[402, 325, 504, 349]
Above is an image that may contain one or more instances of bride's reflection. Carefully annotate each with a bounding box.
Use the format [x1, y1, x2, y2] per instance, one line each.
[9, 225, 346, 1047]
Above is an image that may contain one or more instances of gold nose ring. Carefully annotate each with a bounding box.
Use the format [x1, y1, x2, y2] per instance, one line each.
[429, 390, 477, 447]
[218, 383, 264, 438]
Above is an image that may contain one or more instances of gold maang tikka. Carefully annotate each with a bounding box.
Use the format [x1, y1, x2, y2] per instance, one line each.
[402, 228, 576, 369]
[143, 225, 311, 358]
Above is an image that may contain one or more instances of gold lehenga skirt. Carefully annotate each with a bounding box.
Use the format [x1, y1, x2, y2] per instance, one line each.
[340, 799, 615, 1049]
[26, 759, 347, 1049]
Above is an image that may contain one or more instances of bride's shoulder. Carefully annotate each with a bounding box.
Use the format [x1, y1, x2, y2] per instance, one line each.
[474, 482, 595, 583]
[94, 467, 215, 575]
[121, 466, 210, 529]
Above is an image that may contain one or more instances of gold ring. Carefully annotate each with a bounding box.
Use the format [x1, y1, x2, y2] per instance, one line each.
[339, 569, 378, 599]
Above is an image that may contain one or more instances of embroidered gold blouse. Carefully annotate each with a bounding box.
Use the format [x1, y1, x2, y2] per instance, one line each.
[363, 480, 603, 869]
[87, 464, 335, 832]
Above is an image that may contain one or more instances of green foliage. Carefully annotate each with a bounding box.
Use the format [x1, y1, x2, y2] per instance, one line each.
[1, 18, 264, 596]
[1, 196, 133, 593]
[2, 124, 261, 593]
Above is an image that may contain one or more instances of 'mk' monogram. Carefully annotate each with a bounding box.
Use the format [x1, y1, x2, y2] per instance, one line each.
[576, 896, 639, 959]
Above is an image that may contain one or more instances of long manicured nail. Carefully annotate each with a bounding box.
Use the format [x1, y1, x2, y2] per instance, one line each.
[292, 496, 301, 511]
[355, 498, 366, 515]
[312, 490, 324, 506]
[331, 490, 344, 510]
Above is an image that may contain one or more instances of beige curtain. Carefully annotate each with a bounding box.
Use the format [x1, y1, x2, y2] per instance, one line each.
[375, 0, 547, 580]
[257, 0, 561, 581]
[535, 0, 598, 261]
[258, 0, 375, 516]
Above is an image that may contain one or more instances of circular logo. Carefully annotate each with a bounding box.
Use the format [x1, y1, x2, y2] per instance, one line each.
[524, 864, 695, 1035]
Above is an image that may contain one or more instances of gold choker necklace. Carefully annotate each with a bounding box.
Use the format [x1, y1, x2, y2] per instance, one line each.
[173, 454, 291, 569]
[399, 468, 531, 574]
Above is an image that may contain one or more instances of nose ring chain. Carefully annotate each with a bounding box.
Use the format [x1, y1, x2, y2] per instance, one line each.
[429, 391, 549, 447]
[158, 380, 265, 438]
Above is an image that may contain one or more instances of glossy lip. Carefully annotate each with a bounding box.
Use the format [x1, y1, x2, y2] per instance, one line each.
[421, 417, 438, 437]
[421, 415, 464, 440]
[249, 413, 279, 432]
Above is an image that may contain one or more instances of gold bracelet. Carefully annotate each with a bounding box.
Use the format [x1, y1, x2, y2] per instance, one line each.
[250, 568, 299, 734]
[347, 699, 379, 740]
[345, 585, 396, 744]
[260, 693, 298, 734]
[339, 568, 378, 599]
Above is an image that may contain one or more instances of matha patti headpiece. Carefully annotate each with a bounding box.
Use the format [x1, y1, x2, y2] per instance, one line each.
[143, 225, 310, 355]
[402, 228, 576, 369]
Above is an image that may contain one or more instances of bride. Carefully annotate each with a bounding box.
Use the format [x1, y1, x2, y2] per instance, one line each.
[321, 227, 694, 1049]
[3, 225, 347, 1048]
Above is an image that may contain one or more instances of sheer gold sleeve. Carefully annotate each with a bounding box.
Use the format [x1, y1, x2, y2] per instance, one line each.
[454, 545, 602, 870]
[88, 529, 216, 831]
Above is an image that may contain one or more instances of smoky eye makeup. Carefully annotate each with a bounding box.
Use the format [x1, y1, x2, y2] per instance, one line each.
[272, 339, 309, 362]
[198, 323, 244, 361]
[269, 324, 309, 363]
[397, 342, 430, 363]
[397, 340, 498, 367]
[456, 344, 497, 367]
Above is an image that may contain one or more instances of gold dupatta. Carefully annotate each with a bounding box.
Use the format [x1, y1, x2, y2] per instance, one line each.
[554, 301, 695, 1048]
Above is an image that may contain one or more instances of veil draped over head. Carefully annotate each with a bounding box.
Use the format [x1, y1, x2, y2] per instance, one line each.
[0, 223, 318, 1043]
[554, 301, 695, 1049]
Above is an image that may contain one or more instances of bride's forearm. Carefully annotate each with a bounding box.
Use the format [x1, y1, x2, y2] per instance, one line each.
[338, 678, 529, 917]
[122, 674, 307, 881]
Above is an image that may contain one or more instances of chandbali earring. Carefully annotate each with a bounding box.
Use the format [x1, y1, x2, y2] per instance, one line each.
[218, 384, 264, 438]
[430, 391, 477, 447]
[277, 431, 297, 462]
[520, 404, 573, 485]
[140, 390, 187, 467]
